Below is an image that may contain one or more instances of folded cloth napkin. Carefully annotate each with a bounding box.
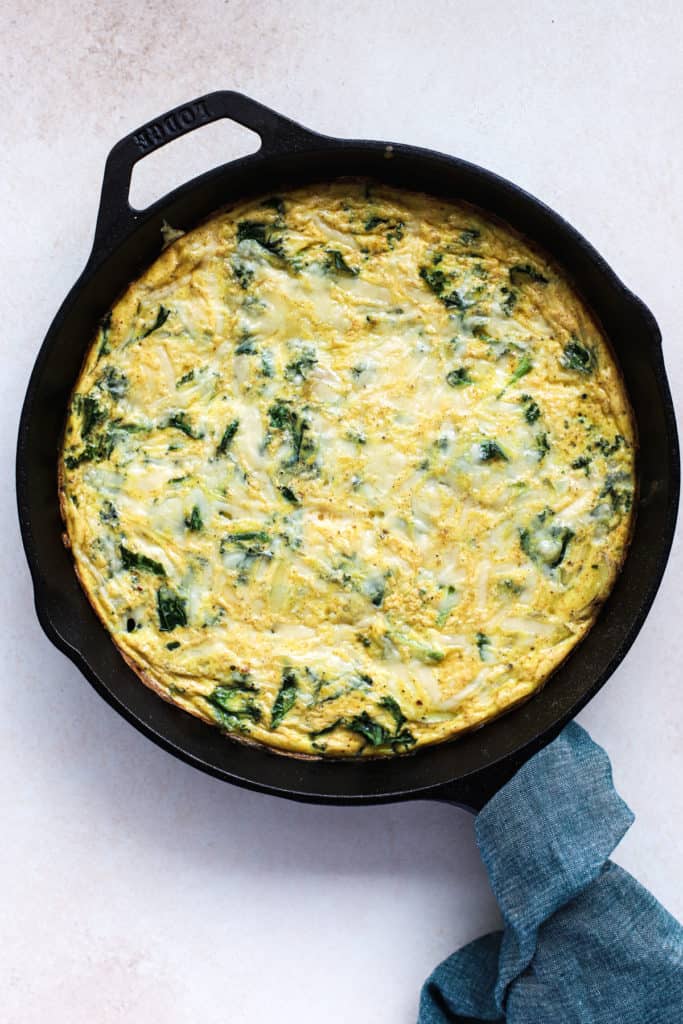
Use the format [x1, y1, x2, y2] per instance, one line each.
[419, 722, 683, 1023]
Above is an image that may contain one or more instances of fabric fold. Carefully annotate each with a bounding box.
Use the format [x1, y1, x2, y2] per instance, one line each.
[419, 723, 683, 1024]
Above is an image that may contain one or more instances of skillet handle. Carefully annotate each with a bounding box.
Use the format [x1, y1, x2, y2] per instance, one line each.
[430, 747, 539, 813]
[91, 90, 329, 258]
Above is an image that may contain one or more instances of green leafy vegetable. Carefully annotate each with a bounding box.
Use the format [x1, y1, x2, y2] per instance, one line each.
[362, 215, 404, 246]
[156, 586, 187, 631]
[97, 311, 112, 358]
[271, 669, 298, 729]
[572, 455, 591, 476]
[446, 367, 472, 387]
[593, 472, 633, 521]
[139, 306, 170, 339]
[328, 556, 387, 609]
[64, 432, 115, 470]
[393, 725, 419, 750]
[98, 366, 129, 398]
[419, 264, 465, 309]
[309, 718, 345, 743]
[561, 338, 596, 375]
[592, 434, 625, 457]
[476, 632, 490, 661]
[459, 228, 481, 245]
[176, 369, 195, 387]
[284, 347, 318, 382]
[509, 355, 533, 385]
[166, 412, 204, 439]
[386, 222, 404, 248]
[501, 286, 517, 315]
[268, 401, 293, 431]
[509, 264, 549, 287]
[279, 485, 299, 505]
[436, 585, 458, 626]
[224, 530, 271, 544]
[479, 440, 509, 462]
[221, 531, 272, 583]
[348, 705, 415, 751]
[207, 682, 261, 732]
[261, 196, 285, 215]
[99, 500, 118, 524]
[520, 511, 574, 570]
[378, 695, 406, 729]
[233, 262, 254, 289]
[217, 419, 239, 456]
[520, 394, 541, 423]
[260, 350, 275, 378]
[362, 575, 386, 608]
[310, 698, 415, 752]
[268, 402, 316, 473]
[347, 711, 391, 747]
[65, 416, 146, 470]
[306, 666, 373, 707]
[236, 220, 287, 260]
[536, 432, 550, 461]
[185, 505, 203, 531]
[497, 355, 533, 398]
[120, 544, 166, 576]
[390, 629, 445, 664]
[74, 395, 105, 438]
[324, 249, 358, 276]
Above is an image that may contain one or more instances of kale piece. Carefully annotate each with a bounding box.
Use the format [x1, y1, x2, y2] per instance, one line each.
[216, 419, 239, 456]
[561, 338, 596, 375]
[509, 263, 549, 286]
[156, 586, 187, 631]
[270, 669, 298, 729]
[139, 306, 170, 339]
[446, 367, 472, 387]
[479, 440, 509, 462]
[120, 545, 166, 576]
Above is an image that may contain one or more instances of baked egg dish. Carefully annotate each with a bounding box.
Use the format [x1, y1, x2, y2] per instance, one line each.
[60, 181, 636, 757]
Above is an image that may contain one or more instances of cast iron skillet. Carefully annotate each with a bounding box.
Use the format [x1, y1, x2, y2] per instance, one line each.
[16, 91, 679, 811]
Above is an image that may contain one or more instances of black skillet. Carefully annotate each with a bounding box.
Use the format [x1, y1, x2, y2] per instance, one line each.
[16, 91, 679, 811]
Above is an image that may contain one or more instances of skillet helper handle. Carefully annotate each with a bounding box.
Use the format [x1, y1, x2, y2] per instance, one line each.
[91, 90, 328, 258]
[433, 747, 538, 812]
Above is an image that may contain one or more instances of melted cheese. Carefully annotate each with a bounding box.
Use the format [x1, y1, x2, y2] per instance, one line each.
[60, 182, 636, 757]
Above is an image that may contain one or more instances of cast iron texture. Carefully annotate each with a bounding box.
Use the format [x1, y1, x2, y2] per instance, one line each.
[16, 91, 679, 810]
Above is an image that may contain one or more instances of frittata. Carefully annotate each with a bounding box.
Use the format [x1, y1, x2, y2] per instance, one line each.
[60, 181, 636, 757]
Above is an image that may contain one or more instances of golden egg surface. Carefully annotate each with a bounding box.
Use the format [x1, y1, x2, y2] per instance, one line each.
[60, 182, 636, 756]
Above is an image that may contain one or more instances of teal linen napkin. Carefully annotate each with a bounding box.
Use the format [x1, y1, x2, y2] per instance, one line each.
[419, 722, 683, 1023]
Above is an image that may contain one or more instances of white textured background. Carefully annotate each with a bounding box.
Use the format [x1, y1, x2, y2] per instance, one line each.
[2, 3, 681, 1021]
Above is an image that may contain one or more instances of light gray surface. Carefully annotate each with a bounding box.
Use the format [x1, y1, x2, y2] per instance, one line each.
[2, 3, 681, 1021]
